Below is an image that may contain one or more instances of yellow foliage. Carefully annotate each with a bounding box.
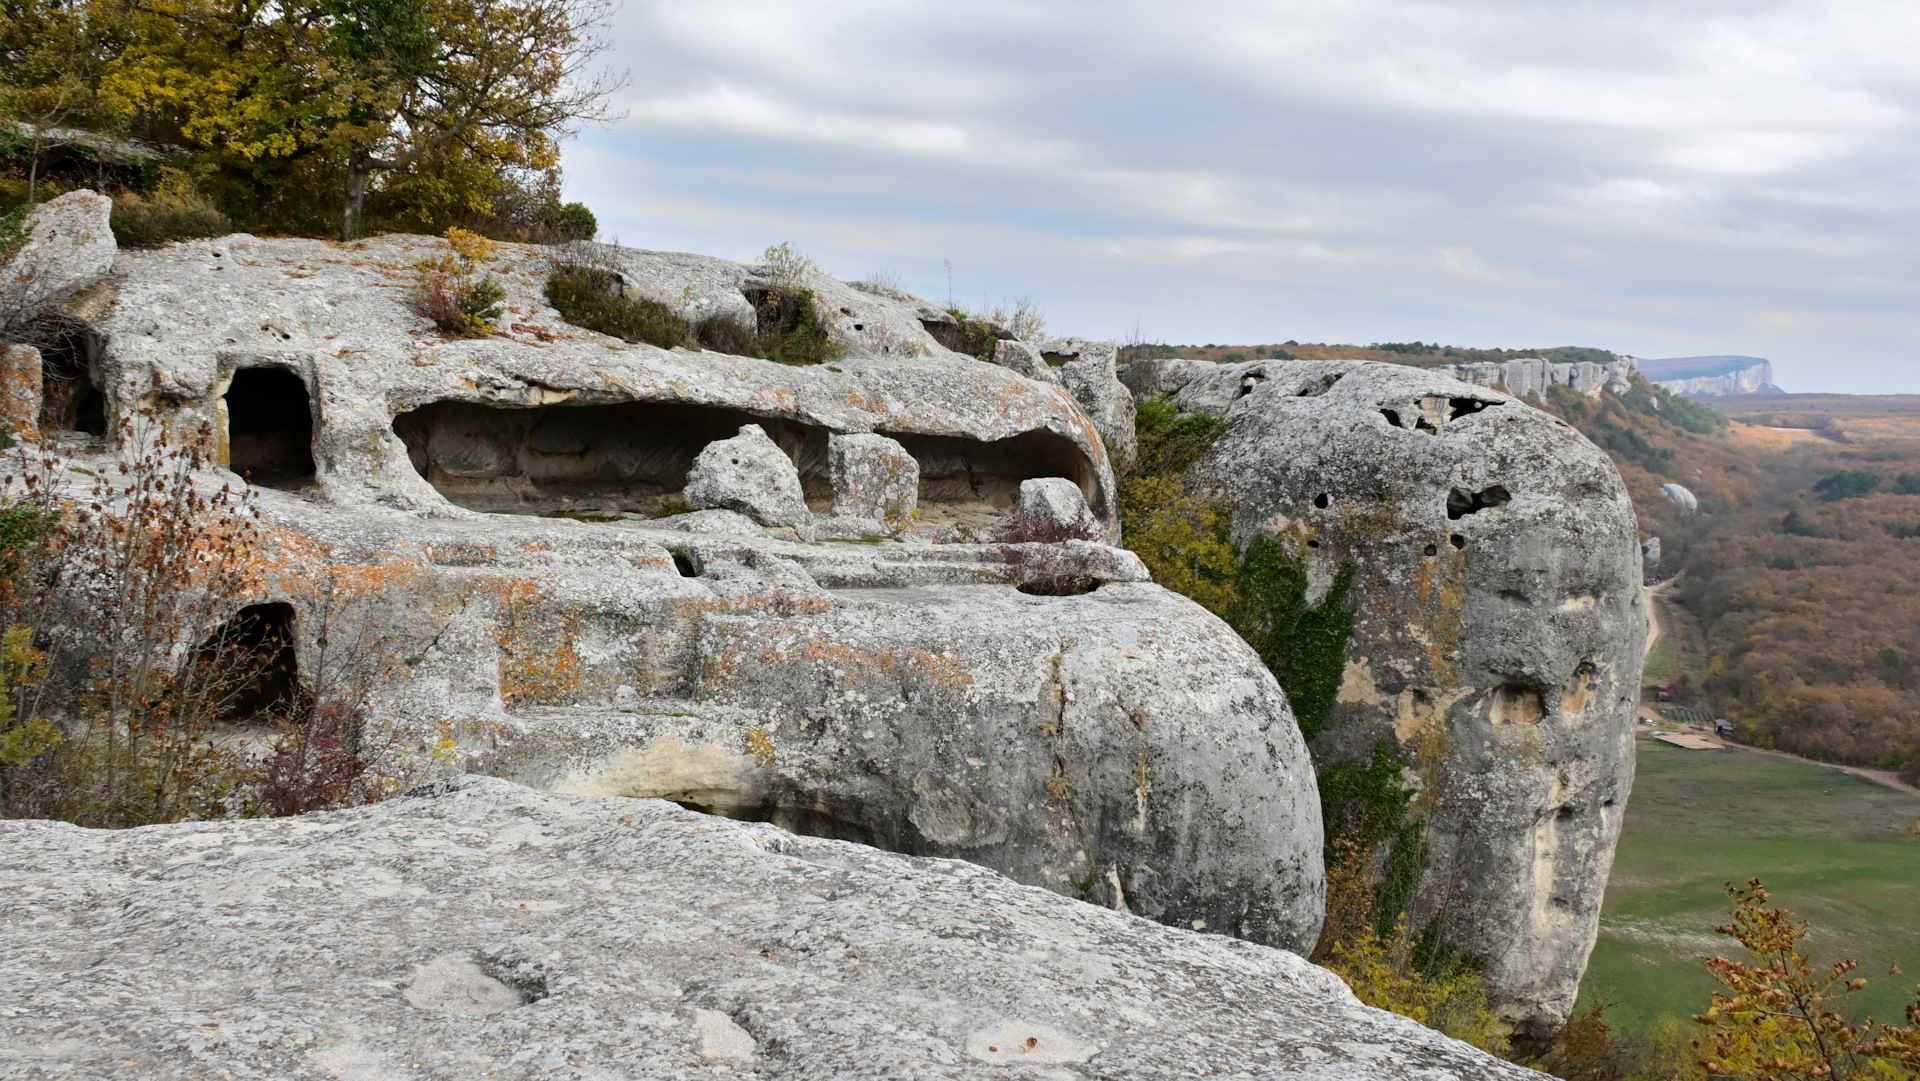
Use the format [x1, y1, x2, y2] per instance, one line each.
[1324, 914, 1507, 1054]
[1696, 879, 1920, 1080]
[1118, 472, 1239, 618]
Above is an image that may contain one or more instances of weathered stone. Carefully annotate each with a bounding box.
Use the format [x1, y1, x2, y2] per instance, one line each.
[828, 432, 918, 522]
[989, 338, 1057, 383]
[684, 423, 810, 527]
[88, 234, 1119, 534]
[0, 189, 116, 340]
[7, 227, 1324, 965]
[1015, 476, 1100, 538]
[1661, 483, 1698, 514]
[0, 775, 1531, 1080]
[0, 344, 42, 443]
[1041, 337, 1138, 471]
[1116, 355, 1219, 400]
[1169, 360, 1645, 1042]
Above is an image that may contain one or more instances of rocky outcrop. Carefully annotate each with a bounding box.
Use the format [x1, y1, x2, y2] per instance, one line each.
[0, 190, 116, 339]
[685, 423, 812, 527]
[0, 775, 1530, 1080]
[1660, 483, 1698, 514]
[1440, 356, 1637, 399]
[1129, 358, 1645, 1042]
[1039, 337, 1138, 471]
[6, 226, 1325, 959]
[1638, 355, 1778, 396]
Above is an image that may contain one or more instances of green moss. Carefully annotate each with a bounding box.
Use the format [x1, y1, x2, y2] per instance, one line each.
[1319, 741, 1428, 935]
[0, 204, 29, 265]
[546, 266, 841, 366]
[1318, 742, 1414, 845]
[1131, 398, 1229, 478]
[1119, 399, 1358, 739]
[1118, 398, 1241, 616]
[545, 266, 695, 350]
[1232, 538, 1356, 741]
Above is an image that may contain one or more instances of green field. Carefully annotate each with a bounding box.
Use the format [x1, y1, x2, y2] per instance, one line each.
[1581, 738, 1920, 1031]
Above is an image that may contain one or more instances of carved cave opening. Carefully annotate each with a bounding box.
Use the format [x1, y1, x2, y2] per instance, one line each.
[224, 367, 316, 489]
[30, 315, 107, 437]
[199, 602, 301, 721]
[392, 398, 1100, 528]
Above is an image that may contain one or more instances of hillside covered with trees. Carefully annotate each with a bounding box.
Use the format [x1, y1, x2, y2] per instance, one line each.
[0, 0, 620, 243]
[1524, 380, 1920, 784]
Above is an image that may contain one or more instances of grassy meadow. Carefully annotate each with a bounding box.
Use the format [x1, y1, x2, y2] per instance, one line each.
[1581, 737, 1920, 1032]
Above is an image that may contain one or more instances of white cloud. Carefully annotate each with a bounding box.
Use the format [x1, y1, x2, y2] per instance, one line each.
[569, 0, 1920, 391]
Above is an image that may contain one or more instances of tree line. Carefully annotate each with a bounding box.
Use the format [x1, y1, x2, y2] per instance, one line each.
[0, 0, 624, 242]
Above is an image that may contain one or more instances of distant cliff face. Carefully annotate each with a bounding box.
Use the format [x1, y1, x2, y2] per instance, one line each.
[1637, 355, 1778, 397]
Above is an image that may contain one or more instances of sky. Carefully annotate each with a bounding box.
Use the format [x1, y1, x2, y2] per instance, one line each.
[563, 0, 1920, 394]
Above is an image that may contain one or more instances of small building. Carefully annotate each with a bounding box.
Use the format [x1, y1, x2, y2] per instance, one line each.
[1653, 731, 1721, 751]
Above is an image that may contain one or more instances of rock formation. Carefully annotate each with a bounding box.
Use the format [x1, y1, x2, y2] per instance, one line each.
[1125, 358, 1646, 1043]
[0, 775, 1532, 1079]
[4, 210, 1324, 957]
[0, 190, 117, 339]
[1637, 354, 1779, 396]
[0, 195, 1649, 1054]
[1438, 356, 1638, 399]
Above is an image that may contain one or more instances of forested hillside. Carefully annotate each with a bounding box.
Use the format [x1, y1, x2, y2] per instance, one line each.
[1543, 386, 1920, 783]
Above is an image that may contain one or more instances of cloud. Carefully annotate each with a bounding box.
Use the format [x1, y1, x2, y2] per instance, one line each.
[629, 86, 971, 156]
[567, 0, 1920, 392]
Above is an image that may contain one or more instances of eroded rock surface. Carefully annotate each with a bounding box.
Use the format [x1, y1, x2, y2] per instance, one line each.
[0, 224, 1326, 958]
[0, 775, 1531, 1080]
[685, 423, 811, 526]
[0, 190, 115, 339]
[1136, 358, 1645, 1041]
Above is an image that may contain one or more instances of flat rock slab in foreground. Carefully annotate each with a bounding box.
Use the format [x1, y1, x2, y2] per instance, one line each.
[0, 777, 1527, 1080]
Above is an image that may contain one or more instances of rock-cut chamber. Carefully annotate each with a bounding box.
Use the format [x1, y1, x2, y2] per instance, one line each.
[391, 399, 1101, 526]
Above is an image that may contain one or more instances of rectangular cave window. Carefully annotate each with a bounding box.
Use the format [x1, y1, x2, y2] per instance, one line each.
[32, 315, 107, 437]
[197, 602, 301, 721]
[225, 368, 316, 489]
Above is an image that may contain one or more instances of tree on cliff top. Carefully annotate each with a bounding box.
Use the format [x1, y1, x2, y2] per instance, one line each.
[2, 0, 622, 240]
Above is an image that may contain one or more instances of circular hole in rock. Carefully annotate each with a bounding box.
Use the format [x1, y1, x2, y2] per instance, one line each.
[1423, 544, 1437, 557]
[1449, 534, 1466, 549]
[1313, 493, 1329, 509]
[1306, 539, 1320, 549]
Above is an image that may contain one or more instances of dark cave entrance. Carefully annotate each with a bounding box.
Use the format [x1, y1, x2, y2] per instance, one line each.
[200, 602, 301, 721]
[393, 399, 831, 516]
[225, 368, 317, 489]
[392, 398, 1101, 527]
[30, 316, 107, 437]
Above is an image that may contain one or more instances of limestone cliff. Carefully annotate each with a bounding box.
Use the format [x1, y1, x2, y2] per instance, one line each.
[1120, 357, 1646, 1042]
[2, 205, 1325, 956]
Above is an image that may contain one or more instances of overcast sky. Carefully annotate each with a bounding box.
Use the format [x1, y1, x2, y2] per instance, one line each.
[565, 0, 1920, 393]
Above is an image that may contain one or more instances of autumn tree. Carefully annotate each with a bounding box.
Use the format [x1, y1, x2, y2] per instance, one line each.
[3, 0, 621, 239]
[1696, 879, 1920, 1080]
[320, 0, 625, 238]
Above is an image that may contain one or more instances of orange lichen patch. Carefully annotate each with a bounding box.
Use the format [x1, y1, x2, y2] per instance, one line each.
[844, 387, 889, 412]
[509, 323, 557, 343]
[487, 577, 583, 708]
[751, 387, 801, 415]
